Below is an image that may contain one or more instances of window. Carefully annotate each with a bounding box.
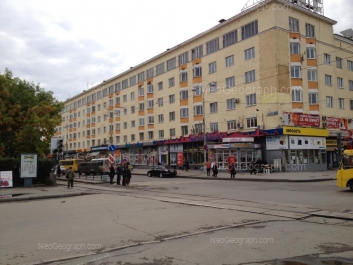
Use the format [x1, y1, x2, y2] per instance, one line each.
[138, 87, 144, 96]
[242, 20, 258, 40]
[193, 85, 202, 96]
[169, 111, 175, 121]
[289, 17, 299, 32]
[305, 23, 315, 37]
[123, 122, 127, 129]
[115, 83, 121, 92]
[156, 63, 165, 75]
[115, 97, 120, 104]
[169, 94, 175, 104]
[325, 75, 332, 86]
[223, 30, 237, 47]
[147, 83, 153, 93]
[180, 108, 189, 118]
[245, 70, 256, 82]
[209, 62, 217, 73]
[194, 124, 202, 133]
[116, 110, 120, 117]
[194, 105, 203, 115]
[210, 123, 218, 132]
[180, 72, 188, 82]
[169, 77, 175, 87]
[291, 89, 302, 102]
[290, 42, 300, 54]
[158, 82, 163, 91]
[337, 77, 343, 88]
[309, 92, 318, 104]
[157, 130, 164, 138]
[336, 57, 343, 68]
[348, 60, 353, 71]
[181, 126, 188, 135]
[210, 102, 218, 113]
[247, 117, 258, 128]
[350, 100, 353, 110]
[178, 51, 189, 65]
[349, 80, 353, 91]
[148, 116, 154, 124]
[123, 135, 127, 142]
[324, 54, 331, 65]
[306, 47, 316, 59]
[147, 99, 154, 109]
[130, 92, 135, 100]
[130, 76, 136, 86]
[291, 66, 301, 78]
[167, 58, 176, 71]
[158, 114, 164, 123]
[339, 98, 344, 109]
[138, 71, 145, 82]
[226, 99, 235, 110]
[170, 128, 175, 137]
[225, 55, 234, 67]
[227, 120, 236, 130]
[308, 69, 317, 81]
[246, 94, 256, 106]
[146, 67, 154, 79]
[116, 123, 120, 130]
[209, 82, 217, 93]
[139, 103, 144, 111]
[157, 98, 163, 107]
[326, 96, 333, 107]
[193, 66, 202, 77]
[131, 120, 135, 128]
[191, 45, 203, 59]
[139, 117, 145, 126]
[139, 133, 144, 141]
[131, 106, 135, 114]
[180, 90, 188, 99]
[148, 131, 154, 140]
[131, 134, 135, 142]
[206, 38, 219, 54]
[225, 76, 235, 88]
[245, 47, 255, 60]
[122, 79, 128, 89]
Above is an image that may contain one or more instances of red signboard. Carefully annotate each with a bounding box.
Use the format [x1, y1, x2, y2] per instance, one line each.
[284, 113, 320, 127]
[177, 152, 183, 166]
[326, 117, 348, 129]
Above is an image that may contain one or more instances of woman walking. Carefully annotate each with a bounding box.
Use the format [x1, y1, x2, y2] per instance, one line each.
[230, 162, 237, 178]
[125, 163, 132, 186]
[109, 164, 115, 184]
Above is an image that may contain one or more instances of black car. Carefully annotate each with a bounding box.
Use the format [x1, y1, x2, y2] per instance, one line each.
[147, 166, 177, 178]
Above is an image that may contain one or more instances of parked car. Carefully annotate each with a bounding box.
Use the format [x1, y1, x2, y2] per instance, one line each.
[147, 166, 177, 178]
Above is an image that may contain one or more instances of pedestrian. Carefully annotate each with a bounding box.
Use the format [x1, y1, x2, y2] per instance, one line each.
[57, 164, 62, 178]
[126, 163, 132, 186]
[206, 161, 211, 176]
[185, 160, 190, 172]
[109, 164, 115, 184]
[250, 159, 257, 175]
[213, 163, 218, 177]
[122, 164, 127, 186]
[65, 167, 75, 189]
[230, 162, 236, 178]
[116, 164, 122, 185]
[211, 161, 215, 176]
[255, 157, 263, 173]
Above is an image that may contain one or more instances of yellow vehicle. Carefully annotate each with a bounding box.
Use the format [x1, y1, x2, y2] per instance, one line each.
[337, 150, 353, 191]
[59, 159, 84, 172]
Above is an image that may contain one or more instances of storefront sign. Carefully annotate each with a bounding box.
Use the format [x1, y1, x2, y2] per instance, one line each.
[326, 139, 338, 146]
[222, 137, 254, 143]
[153, 140, 165, 145]
[266, 136, 289, 150]
[177, 152, 183, 166]
[232, 143, 253, 148]
[213, 144, 230, 149]
[125, 143, 143, 148]
[91, 146, 109, 151]
[0, 171, 13, 188]
[326, 117, 348, 129]
[328, 130, 349, 137]
[158, 146, 168, 155]
[20, 154, 37, 178]
[190, 132, 227, 142]
[283, 126, 328, 137]
[289, 136, 326, 150]
[283, 113, 320, 127]
[170, 144, 183, 152]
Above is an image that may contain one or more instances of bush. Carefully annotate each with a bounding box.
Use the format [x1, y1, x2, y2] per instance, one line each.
[0, 157, 55, 187]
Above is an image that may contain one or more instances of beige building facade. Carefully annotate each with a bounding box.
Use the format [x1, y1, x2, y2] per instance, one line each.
[56, 0, 353, 171]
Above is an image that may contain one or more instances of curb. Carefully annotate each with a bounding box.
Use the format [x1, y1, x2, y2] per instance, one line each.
[0, 192, 83, 203]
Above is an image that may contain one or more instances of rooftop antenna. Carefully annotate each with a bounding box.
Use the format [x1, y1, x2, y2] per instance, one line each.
[340, 28, 353, 39]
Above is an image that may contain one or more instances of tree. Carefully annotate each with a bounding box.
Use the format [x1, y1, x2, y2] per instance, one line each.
[0, 69, 64, 157]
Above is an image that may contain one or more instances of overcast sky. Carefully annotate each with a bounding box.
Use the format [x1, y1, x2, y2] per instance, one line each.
[0, 0, 352, 101]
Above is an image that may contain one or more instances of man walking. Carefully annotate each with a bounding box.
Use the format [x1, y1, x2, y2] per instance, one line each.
[206, 161, 211, 176]
[109, 164, 115, 184]
[116, 164, 122, 185]
[122, 164, 127, 186]
[65, 167, 75, 189]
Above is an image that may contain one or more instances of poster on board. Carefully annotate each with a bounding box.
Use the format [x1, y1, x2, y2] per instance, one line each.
[0, 171, 13, 188]
[20, 154, 37, 178]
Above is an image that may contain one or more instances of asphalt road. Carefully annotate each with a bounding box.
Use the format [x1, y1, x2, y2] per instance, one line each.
[1, 175, 352, 265]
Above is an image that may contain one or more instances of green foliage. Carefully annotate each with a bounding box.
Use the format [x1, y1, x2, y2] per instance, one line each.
[0, 157, 55, 186]
[0, 69, 64, 157]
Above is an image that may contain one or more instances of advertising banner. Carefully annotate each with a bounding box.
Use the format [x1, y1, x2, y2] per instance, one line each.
[266, 136, 289, 150]
[170, 144, 183, 152]
[177, 152, 184, 166]
[289, 136, 326, 150]
[0, 171, 13, 188]
[326, 117, 348, 129]
[283, 112, 320, 127]
[20, 154, 37, 178]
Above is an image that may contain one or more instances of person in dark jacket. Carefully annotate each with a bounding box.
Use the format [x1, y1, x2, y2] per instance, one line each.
[125, 163, 132, 186]
[57, 164, 62, 178]
[213, 163, 218, 177]
[65, 167, 75, 188]
[109, 164, 115, 184]
[230, 162, 237, 178]
[116, 164, 122, 185]
[122, 164, 127, 186]
[250, 159, 257, 175]
[255, 158, 263, 173]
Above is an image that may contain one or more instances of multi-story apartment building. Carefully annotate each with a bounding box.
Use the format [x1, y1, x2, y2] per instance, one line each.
[56, 0, 353, 171]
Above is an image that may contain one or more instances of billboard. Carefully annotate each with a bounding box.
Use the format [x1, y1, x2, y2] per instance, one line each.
[283, 112, 320, 127]
[20, 154, 37, 178]
[0, 171, 13, 188]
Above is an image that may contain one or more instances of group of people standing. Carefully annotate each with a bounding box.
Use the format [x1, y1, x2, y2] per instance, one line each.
[205, 161, 221, 178]
[109, 163, 132, 186]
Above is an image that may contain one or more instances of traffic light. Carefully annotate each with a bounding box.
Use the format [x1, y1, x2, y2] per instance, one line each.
[53, 138, 64, 154]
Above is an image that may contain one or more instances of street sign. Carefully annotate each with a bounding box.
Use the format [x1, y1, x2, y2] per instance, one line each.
[204, 145, 208, 151]
[108, 145, 116, 152]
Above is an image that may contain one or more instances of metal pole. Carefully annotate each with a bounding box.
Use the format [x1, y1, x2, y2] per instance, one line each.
[203, 87, 207, 170]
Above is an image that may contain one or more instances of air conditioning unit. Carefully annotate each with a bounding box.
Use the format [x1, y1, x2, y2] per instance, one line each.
[237, 122, 244, 129]
[257, 125, 264, 130]
[322, 116, 326, 121]
[348, 119, 352, 123]
[322, 122, 327, 128]
[234, 98, 240, 103]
